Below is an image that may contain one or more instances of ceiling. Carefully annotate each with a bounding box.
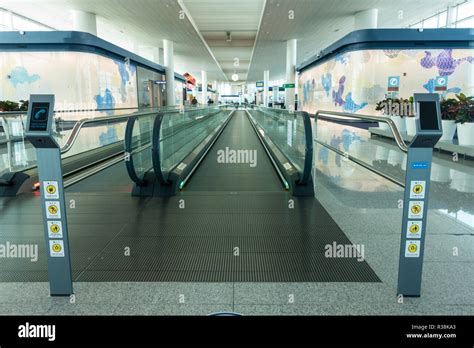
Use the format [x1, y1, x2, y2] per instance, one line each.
[0, 0, 227, 82]
[181, 0, 265, 84]
[0, 0, 464, 85]
[246, 0, 462, 83]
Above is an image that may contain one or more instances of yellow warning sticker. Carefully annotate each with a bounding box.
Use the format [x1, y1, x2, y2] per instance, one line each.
[408, 201, 424, 219]
[409, 181, 426, 199]
[405, 240, 420, 258]
[47, 221, 63, 238]
[406, 221, 422, 239]
[43, 181, 59, 199]
[49, 240, 65, 257]
[45, 201, 61, 219]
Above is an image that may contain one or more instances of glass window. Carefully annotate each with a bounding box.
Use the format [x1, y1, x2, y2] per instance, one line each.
[0, 9, 12, 31]
[0, 9, 51, 32]
[456, 16, 474, 28]
[423, 15, 439, 28]
[438, 11, 447, 27]
[456, 1, 474, 21]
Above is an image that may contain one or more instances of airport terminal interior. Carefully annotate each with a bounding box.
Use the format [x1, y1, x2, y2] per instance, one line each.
[0, 0, 473, 316]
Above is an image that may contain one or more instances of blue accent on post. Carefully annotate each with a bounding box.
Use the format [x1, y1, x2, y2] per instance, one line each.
[411, 162, 429, 169]
[297, 28, 473, 73]
[34, 109, 46, 120]
[388, 76, 400, 88]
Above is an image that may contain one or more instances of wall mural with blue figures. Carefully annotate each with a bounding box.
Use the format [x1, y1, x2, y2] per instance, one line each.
[0, 51, 138, 118]
[298, 49, 473, 116]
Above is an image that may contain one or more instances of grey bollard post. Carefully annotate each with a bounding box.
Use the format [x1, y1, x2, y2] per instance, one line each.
[25, 94, 73, 296]
[397, 93, 443, 297]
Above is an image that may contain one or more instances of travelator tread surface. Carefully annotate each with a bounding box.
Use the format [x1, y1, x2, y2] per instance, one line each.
[184, 110, 283, 192]
[0, 110, 381, 283]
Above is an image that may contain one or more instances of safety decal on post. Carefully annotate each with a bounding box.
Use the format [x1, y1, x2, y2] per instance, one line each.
[408, 201, 424, 219]
[405, 240, 421, 258]
[47, 221, 63, 238]
[43, 181, 59, 199]
[45, 201, 61, 219]
[409, 180, 426, 199]
[49, 240, 65, 257]
[406, 221, 422, 239]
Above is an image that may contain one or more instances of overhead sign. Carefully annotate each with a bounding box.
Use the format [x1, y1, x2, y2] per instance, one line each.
[183, 72, 196, 89]
[256, 81, 264, 88]
[284, 83, 295, 89]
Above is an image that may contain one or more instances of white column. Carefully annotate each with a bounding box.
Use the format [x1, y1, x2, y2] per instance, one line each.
[213, 80, 218, 102]
[163, 40, 175, 106]
[71, 10, 97, 36]
[354, 8, 378, 30]
[263, 70, 270, 107]
[273, 85, 279, 108]
[201, 70, 208, 105]
[285, 39, 297, 110]
[446, 6, 455, 28]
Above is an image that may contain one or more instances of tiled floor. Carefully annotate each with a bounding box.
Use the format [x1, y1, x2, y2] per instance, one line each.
[0, 139, 472, 315]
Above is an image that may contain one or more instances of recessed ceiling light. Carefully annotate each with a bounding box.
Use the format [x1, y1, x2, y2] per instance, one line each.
[232, 73, 239, 81]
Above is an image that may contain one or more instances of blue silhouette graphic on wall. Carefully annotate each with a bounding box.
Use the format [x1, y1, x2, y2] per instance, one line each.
[332, 76, 346, 106]
[114, 60, 131, 86]
[335, 54, 349, 65]
[303, 79, 316, 103]
[8, 67, 40, 87]
[94, 88, 115, 115]
[303, 80, 311, 103]
[332, 76, 368, 112]
[321, 73, 332, 97]
[420, 49, 473, 76]
[113, 59, 136, 103]
[343, 93, 368, 113]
